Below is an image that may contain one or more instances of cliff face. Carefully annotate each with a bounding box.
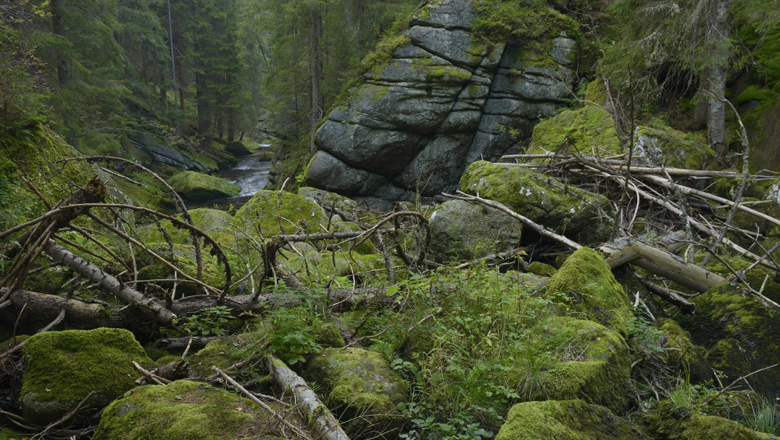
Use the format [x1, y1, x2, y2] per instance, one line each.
[306, 0, 577, 202]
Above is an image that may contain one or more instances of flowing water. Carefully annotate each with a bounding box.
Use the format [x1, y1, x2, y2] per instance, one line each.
[187, 148, 272, 210]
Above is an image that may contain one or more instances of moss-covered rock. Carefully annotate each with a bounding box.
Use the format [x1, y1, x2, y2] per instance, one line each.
[428, 198, 522, 263]
[136, 243, 228, 296]
[233, 190, 327, 237]
[304, 347, 407, 438]
[187, 332, 266, 378]
[460, 161, 612, 241]
[658, 318, 712, 384]
[636, 402, 774, 440]
[527, 107, 715, 169]
[224, 141, 252, 157]
[168, 171, 240, 201]
[138, 208, 237, 248]
[676, 283, 780, 401]
[298, 187, 359, 220]
[527, 261, 557, 277]
[20, 328, 153, 426]
[313, 323, 346, 348]
[0, 427, 25, 440]
[495, 399, 649, 440]
[545, 247, 633, 337]
[530, 318, 631, 414]
[93, 380, 297, 440]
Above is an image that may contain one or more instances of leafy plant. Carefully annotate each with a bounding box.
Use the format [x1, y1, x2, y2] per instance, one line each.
[178, 306, 233, 337]
[267, 308, 323, 365]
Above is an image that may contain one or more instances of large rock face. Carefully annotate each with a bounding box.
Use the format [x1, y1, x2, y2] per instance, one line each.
[306, 0, 576, 200]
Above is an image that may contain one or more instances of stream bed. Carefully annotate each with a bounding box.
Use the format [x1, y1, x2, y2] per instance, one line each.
[187, 150, 272, 210]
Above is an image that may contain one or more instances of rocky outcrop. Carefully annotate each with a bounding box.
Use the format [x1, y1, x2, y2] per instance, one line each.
[306, 0, 576, 201]
[129, 137, 209, 172]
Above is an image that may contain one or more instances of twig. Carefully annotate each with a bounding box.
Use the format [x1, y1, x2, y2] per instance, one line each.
[0, 308, 66, 360]
[700, 364, 778, 407]
[211, 366, 313, 440]
[132, 360, 171, 385]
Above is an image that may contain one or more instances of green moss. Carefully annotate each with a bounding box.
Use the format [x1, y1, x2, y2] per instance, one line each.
[424, 67, 473, 82]
[472, 1, 579, 46]
[495, 399, 648, 440]
[657, 318, 712, 383]
[136, 243, 229, 296]
[460, 161, 613, 241]
[168, 171, 240, 201]
[361, 35, 411, 74]
[20, 328, 152, 425]
[634, 125, 714, 169]
[0, 427, 25, 440]
[738, 85, 773, 104]
[305, 347, 407, 438]
[529, 106, 621, 155]
[545, 248, 632, 337]
[233, 190, 326, 237]
[528, 318, 631, 414]
[313, 323, 346, 348]
[187, 332, 266, 378]
[138, 208, 237, 248]
[584, 79, 608, 106]
[93, 380, 284, 440]
[527, 261, 557, 277]
[637, 402, 773, 440]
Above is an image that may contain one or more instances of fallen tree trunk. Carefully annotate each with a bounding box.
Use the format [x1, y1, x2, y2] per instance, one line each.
[266, 355, 350, 440]
[43, 240, 175, 324]
[600, 239, 725, 293]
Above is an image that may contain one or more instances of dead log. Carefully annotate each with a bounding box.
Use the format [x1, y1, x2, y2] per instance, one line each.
[43, 240, 174, 323]
[156, 336, 229, 351]
[266, 355, 350, 440]
[600, 239, 725, 293]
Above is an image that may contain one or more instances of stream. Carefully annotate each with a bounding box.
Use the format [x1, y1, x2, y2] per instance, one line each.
[187, 148, 272, 210]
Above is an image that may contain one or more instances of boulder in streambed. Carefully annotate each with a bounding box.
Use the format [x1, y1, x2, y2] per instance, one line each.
[304, 347, 407, 438]
[495, 399, 649, 440]
[92, 380, 304, 440]
[168, 171, 240, 201]
[224, 141, 252, 157]
[19, 328, 153, 426]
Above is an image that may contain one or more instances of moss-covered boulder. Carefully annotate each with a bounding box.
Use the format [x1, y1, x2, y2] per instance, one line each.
[636, 403, 775, 440]
[93, 380, 300, 440]
[530, 318, 631, 414]
[428, 199, 522, 263]
[460, 161, 612, 241]
[20, 328, 153, 426]
[168, 171, 240, 201]
[495, 399, 649, 440]
[527, 261, 557, 277]
[233, 190, 327, 237]
[224, 141, 252, 157]
[545, 247, 633, 337]
[298, 187, 359, 220]
[676, 283, 780, 401]
[0, 427, 25, 439]
[138, 208, 237, 248]
[187, 332, 266, 378]
[304, 347, 407, 438]
[136, 243, 228, 296]
[658, 318, 712, 384]
[527, 107, 715, 169]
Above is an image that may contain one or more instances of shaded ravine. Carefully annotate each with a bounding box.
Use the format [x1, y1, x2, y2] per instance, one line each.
[186, 150, 272, 210]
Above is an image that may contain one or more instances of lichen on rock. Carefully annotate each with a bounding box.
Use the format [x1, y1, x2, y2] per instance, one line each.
[20, 328, 153, 426]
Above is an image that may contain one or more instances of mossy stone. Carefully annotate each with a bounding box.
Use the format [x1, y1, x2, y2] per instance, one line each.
[304, 347, 407, 438]
[233, 190, 327, 237]
[298, 187, 359, 219]
[138, 208, 237, 248]
[527, 261, 557, 277]
[0, 427, 25, 440]
[545, 247, 633, 337]
[313, 323, 346, 348]
[460, 161, 612, 241]
[636, 402, 774, 440]
[20, 328, 153, 426]
[224, 141, 252, 157]
[187, 333, 266, 378]
[532, 318, 631, 414]
[676, 283, 780, 401]
[529, 106, 621, 155]
[657, 318, 712, 384]
[93, 380, 287, 440]
[136, 243, 228, 296]
[495, 399, 649, 440]
[168, 171, 240, 201]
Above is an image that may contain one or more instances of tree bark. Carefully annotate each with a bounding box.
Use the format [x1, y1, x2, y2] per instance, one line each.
[706, 0, 731, 157]
[196, 71, 212, 149]
[50, 0, 69, 86]
[310, 5, 324, 153]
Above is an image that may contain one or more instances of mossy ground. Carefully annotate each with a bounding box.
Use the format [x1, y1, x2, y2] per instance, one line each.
[92, 380, 302, 440]
[187, 332, 267, 378]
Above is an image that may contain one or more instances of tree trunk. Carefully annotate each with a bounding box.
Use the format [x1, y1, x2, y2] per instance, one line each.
[227, 107, 235, 142]
[196, 71, 212, 149]
[706, 0, 731, 157]
[50, 0, 69, 86]
[310, 6, 324, 153]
